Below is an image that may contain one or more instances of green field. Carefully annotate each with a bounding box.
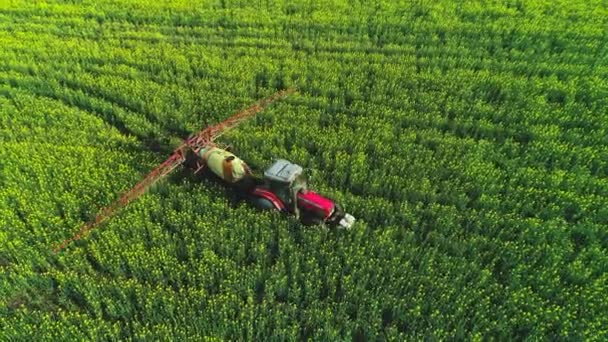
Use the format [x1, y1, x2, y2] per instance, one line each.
[1, 0, 607, 340]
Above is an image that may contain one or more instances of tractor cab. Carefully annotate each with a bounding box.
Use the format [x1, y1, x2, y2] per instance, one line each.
[263, 159, 308, 212]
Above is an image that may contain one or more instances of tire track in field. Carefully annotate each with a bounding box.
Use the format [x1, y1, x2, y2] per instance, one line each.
[61, 67, 192, 138]
[3, 7, 605, 52]
[0, 60, 181, 138]
[0, 42, 266, 96]
[289, 95, 531, 147]
[3, 11, 604, 67]
[0, 71, 177, 157]
[7, 29, 599, 86]
[288, 95, 608, 195]
[0, 39, 277, 125]
[4, 47, 603, 183]
[0, 67, 274, 156]
[4, 23, 602, 85]
[3, 8, 604, 166]
[0, 87, 124, 148]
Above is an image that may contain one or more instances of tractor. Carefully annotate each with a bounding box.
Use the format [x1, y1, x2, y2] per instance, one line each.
[192, 146, 355, 229]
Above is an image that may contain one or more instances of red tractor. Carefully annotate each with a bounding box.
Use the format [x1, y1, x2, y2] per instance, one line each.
[192, 147, 355, 229]
[55, 89, 355, 252]
[252, 159, 355, 229]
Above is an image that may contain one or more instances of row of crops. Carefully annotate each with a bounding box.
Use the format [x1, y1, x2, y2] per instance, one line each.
[1, 0, 607, 339]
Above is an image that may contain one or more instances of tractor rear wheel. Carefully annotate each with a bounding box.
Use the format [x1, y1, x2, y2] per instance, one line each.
[251, 196, 278, 211]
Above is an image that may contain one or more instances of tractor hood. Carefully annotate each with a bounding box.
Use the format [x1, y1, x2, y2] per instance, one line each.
[297, 191, 335, 219]
[297, 191, 356, 229]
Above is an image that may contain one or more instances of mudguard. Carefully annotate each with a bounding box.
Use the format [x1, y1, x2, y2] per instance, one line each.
[251, 187, 286, 211]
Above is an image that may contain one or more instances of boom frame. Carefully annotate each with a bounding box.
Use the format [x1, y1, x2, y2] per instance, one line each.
[54, 88, 295, 252]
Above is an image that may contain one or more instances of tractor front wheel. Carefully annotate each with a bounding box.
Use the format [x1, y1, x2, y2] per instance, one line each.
[301, 214, 324, 226]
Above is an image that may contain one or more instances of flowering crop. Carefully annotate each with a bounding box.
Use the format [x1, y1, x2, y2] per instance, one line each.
[1, 0, 607, 340]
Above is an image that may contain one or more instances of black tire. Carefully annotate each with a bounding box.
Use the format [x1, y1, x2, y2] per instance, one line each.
[301, 214, 324, 226]
[300, 208, 325, 226]
[251, 196, 279, 211]
[325, 202, 345, 226]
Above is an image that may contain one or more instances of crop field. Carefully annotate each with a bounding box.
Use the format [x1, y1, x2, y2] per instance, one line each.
[1, 0, 607, 340]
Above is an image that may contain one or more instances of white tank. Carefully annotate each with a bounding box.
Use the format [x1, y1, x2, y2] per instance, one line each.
[196, 147, 250, 183]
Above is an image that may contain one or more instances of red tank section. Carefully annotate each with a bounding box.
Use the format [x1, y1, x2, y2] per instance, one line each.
[297, 191, 335, 219]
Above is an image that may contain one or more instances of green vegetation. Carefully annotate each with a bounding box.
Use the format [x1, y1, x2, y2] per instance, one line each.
[1, 0, 607, 339]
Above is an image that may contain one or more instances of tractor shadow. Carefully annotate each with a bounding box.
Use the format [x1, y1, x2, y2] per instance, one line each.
[168, 160, 255, 209]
